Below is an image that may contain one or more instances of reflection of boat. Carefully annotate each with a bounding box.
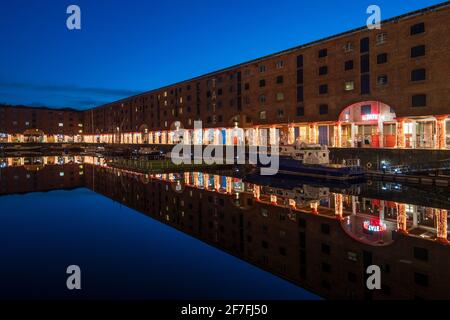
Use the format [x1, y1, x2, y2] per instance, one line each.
[47, 144, 84, 153]
[132, 147, 165, 160]
[258, 143, 364, 180]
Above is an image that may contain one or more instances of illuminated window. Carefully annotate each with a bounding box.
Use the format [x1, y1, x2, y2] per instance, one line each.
[59, 172, 64, 177]
[376, 32, 388, 45]
[276, 92, 284, 101]
[377, 75, 388, 85]
[276, 60, 284, 69]
[343, 42, 353, 52]
[345, 81, 355, 91]
[58, 123, 64, 127]
[260, 111, 267, 120]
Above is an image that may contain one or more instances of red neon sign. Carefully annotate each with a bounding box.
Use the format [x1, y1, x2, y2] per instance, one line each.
[362, 114, 379, 121]
[363, 219, 387, 233]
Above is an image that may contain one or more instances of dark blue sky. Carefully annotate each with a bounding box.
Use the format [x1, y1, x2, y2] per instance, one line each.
[0, 0, 444, 110]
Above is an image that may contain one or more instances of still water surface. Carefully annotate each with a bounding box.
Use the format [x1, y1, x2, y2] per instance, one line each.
[1, 156, 449, 299]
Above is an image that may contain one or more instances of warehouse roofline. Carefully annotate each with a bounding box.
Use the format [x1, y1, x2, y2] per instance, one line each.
[90, 1, 450, 111]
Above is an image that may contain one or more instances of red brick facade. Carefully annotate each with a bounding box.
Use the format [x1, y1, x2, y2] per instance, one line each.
[1, 3, 449, 148]
[83, 3, 450, 133]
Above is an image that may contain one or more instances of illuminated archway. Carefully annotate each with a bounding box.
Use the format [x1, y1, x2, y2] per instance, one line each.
[338, 101, 396, 148]
[138, 124, 150, 144]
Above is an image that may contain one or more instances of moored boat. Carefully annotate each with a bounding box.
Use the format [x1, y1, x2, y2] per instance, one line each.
[258, 142, 364, 181]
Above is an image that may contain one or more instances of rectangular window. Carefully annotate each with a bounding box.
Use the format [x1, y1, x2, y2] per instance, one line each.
[345, 81, 354, 91]
[297, 55, 303, 68]
[276, 92, 284, 101]
[414, 247, 429, 261]
[411, 45, 426, 58]
[297, 106, 304, 117]
[259, 95, 266, 103]
[297, 86, 304, 102]
[361, 105, 372, 115]
[259, 79, 266, 87]
[414, 272, 429, 287]
[412, 94, 427, 107]
[319, 104, 328, 115]
[276, 75, 284, 84]
[361, 74, 370, 94]
[411, 22, 425, 35]
[361, 54, 370, 73]
[345, 60, 354, 71]
[319, 66, 328, 76]
[244, 83, 250, 90]
[360, 37, 370, 53]
[276, 60, 284, 69]
[277, 109, 284, 118]
[297, 69, 303, 84]
[411, 68, 426, 81]
[259, 65, 266, 73]
[377, 75, 388, 85]
[376, 32, 388, 45]
[260, 111, 266, 120]
[343, 42, 353, 52]
[318, 48, 328, 58]
[319, 84, 328, 95]
[377, 53, 388, 64]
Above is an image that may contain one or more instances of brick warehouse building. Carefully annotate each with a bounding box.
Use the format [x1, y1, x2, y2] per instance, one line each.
[0, 105, 84, 143]
[1, 2, 450, 149]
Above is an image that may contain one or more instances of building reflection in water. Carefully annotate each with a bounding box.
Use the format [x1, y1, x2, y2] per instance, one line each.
[1, 156, 450, 299]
